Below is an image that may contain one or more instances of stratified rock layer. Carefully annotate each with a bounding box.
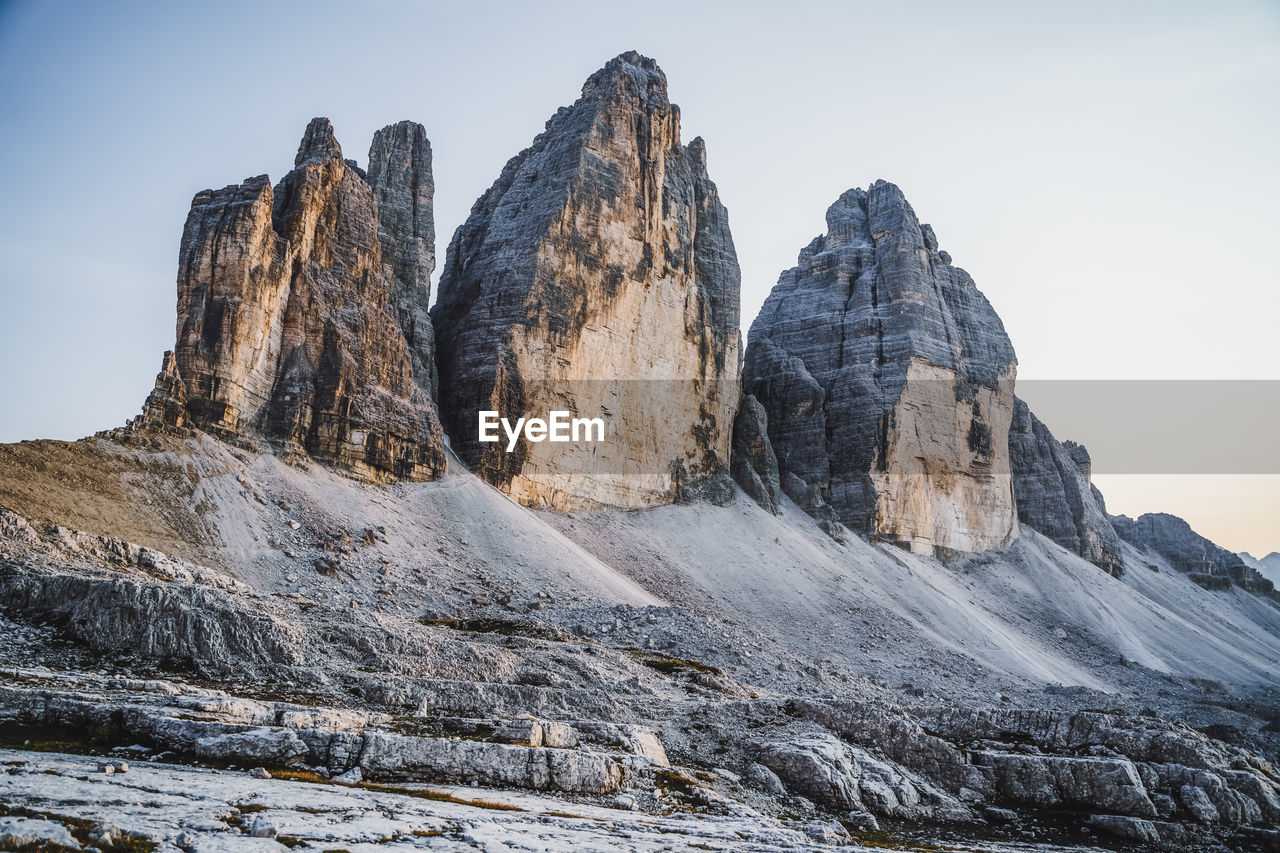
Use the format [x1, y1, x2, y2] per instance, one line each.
[1112, 513, 1276, 596]
[368, 121, 438, 398]
[744, 183, 1017, 555]
[140, 118, 445, 482]
[1009, 398, 1124, 575]
[432, 52, 741, 509]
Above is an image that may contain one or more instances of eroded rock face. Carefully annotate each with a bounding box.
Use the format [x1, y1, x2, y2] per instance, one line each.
[731, 394, 782, 515]
[1112, 512, 1276, 596]
[139, 118, 445, 483]
[744, 182, 1017, 555]
[432, 52, 741, 509]
[1009, 398, 1124, 575]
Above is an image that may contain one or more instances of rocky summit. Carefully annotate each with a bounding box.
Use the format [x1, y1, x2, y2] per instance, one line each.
[743, 182, 1018, 556]
[138, 118, 446, 483]
[1, 52, 1279, 853]
[432, 52, 741, 510]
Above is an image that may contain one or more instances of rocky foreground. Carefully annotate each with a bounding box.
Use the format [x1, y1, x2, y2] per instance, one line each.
[1, 439, 1279, 851]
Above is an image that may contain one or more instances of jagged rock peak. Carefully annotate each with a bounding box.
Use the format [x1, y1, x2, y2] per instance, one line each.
[368, 120, 437, 396]
[432, 53, 741, 510]
[744, 181, 1017, 556]
[295, 117, 343, 166]
[137, 118, 445, 483]
[581, 51, 668, 101]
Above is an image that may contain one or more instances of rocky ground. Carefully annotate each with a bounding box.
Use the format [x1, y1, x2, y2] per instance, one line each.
[1, 435, 1279, 851]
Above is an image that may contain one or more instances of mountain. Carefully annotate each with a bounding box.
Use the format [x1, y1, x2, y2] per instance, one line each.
[1241, 551, 1280, 586]
[1, 52, 1279, 853]
[431, 52, 740, 510]
[136, 118, 446, 483]
[1113, 512, 1277, 597]
[743, 182, 1018, 555]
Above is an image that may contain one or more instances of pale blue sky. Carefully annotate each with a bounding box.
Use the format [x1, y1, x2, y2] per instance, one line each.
[1, 0, 1277, 550]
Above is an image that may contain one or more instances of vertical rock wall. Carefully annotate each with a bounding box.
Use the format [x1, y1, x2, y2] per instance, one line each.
[1009, 398, 1124, 574]
[141, 119, 445, 483]
[744, 183, 1018, 556]
[432, 52, 741, 509]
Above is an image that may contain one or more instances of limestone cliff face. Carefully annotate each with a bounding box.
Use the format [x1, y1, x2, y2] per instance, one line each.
[140, 118, 445, 483]
[743, 183, 1018, 556]
[1009, 398, 1123, 575]
[432, 52, 741, 509]
[731, 395, 782, 515]
[1112, 512, 1276, 596]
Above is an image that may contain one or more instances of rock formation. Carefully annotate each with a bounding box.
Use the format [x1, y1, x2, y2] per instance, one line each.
[1008, 398, 1124, 575]
[138, 118, 445, 482]
[431, 52, 741, 510]
[743, 182, 1018, 555]
[1112, 512, 1276, 596]
[730, 395, 782, 515]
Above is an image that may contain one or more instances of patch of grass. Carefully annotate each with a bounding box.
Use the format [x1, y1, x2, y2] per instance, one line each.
[232, 803, 268, 814]
[636, 653, 721, 676]
[274, 769, 525, 812]
[420, 616, 566, 641]
[0, 838, 82, 852]
[358, 781, 526, 812]
[275, 836, 304, 848]
[0, 805, 156, 853]
[0, 716, 129, 756]
[840, 823, 951, 852]
[542, 811, 602, 821]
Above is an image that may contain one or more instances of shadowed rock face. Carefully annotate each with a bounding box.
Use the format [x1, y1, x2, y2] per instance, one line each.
[139, 118, 445, 483]
[1009, 398, 1124, 575]
[744, 182, 1018, 556]
[731, 394, 782, 515]
[431, 52, 741, 510]
[1112, 512, 1276, 596]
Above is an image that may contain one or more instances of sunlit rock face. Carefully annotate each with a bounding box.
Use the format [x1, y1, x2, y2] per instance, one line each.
[432, 52, 741, 509]
[1009, 398, 1124, 575]
[139, 118, 446, 483]
[744, 182, 1018, 556]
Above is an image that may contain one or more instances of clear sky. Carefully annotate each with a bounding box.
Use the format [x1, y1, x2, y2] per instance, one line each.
[0, 0, 1276, 554]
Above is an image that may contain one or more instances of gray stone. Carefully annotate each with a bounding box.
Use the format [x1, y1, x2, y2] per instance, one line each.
[138, 117, 446, 484]
[1008, 397, 1124, 575]
[248, 816, 277, 838]
[368, 120, 438, 399]
[744, 183, 1018, 556]
[745, 761, 787, 796]
[1086, 813, 1161, 843]
[731, 394, 782, 514]
[432, 52, 740, 510]
[1112, 512, 1276, 596]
